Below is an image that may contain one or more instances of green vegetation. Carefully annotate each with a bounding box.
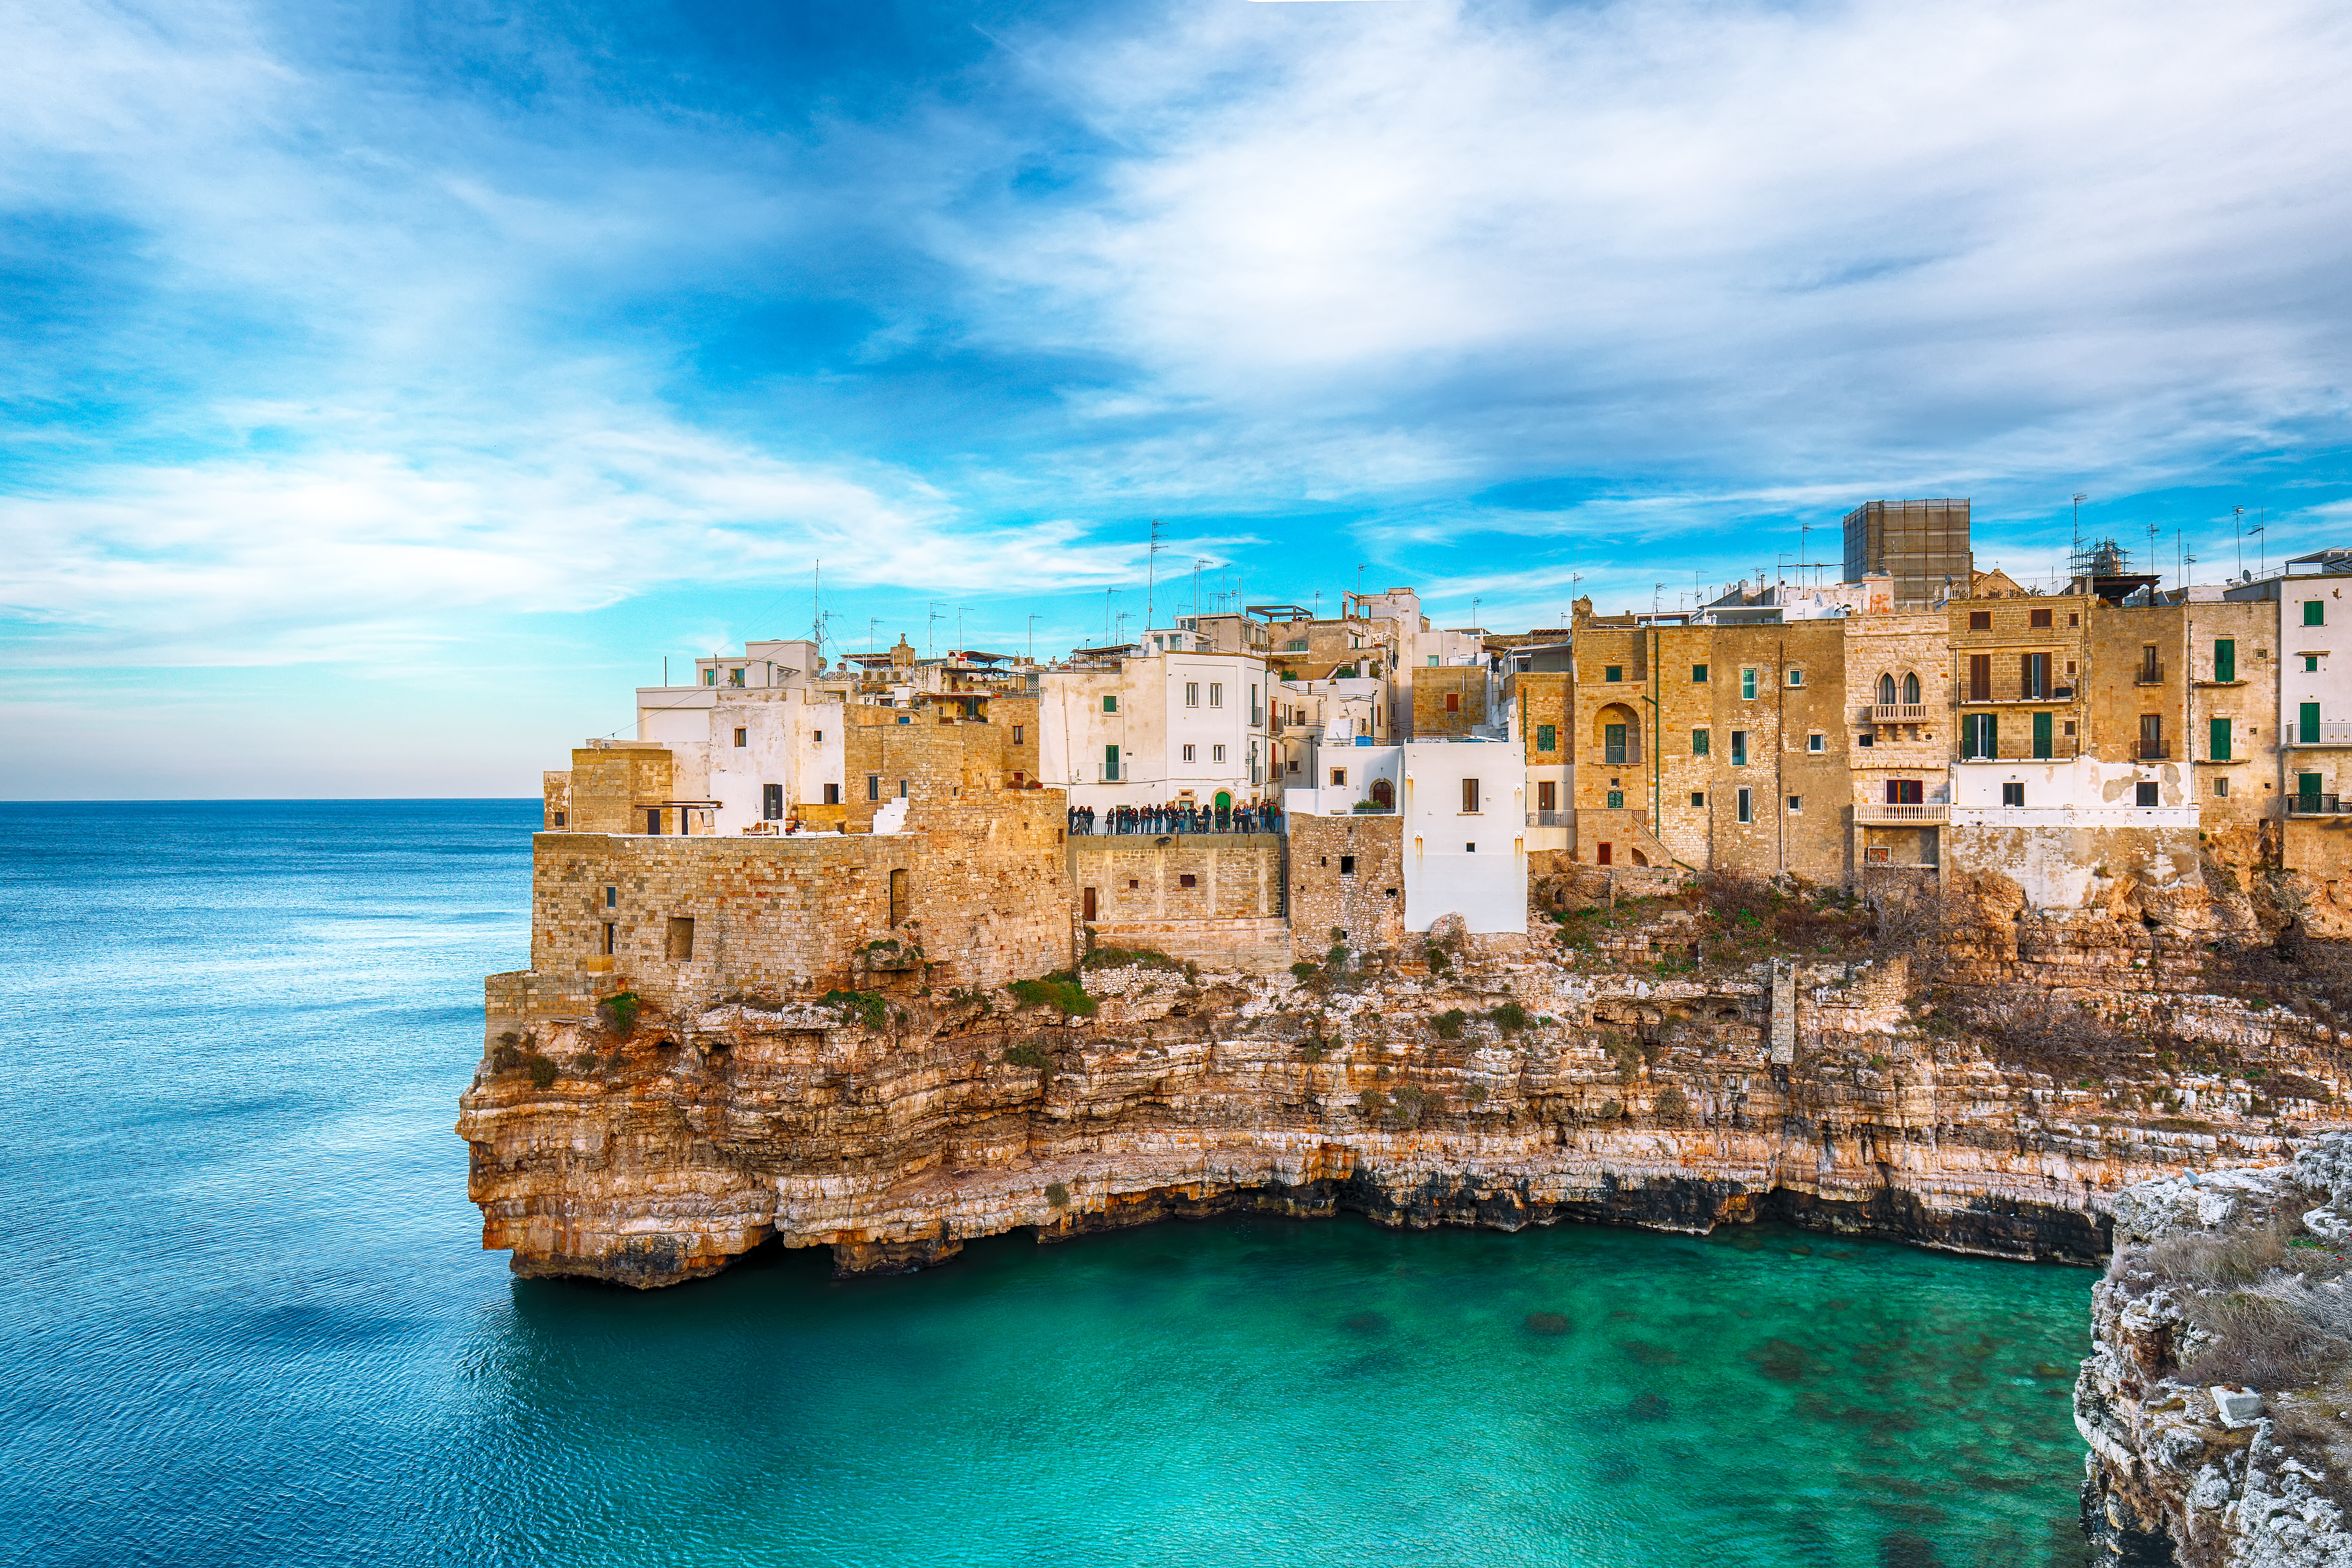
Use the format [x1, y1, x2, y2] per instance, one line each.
[1653, 1084, 1690, 1122]
[1008, 975, 1097, 1017]
[1424, 946, 1451, 973]
[1003, 1041, 1053, 1070]
[1430, 1009, 1466, 1040]
[1290, 962, 1322, 982]
[598, 991, 641, 1035]
[1045, 1182, 1071, 1208]
[527, 1055, 560, 1090]
[1081, 946, 1185, 973]
[821, 989, 889, 1030]
[1485, 1001, 1531, 1035]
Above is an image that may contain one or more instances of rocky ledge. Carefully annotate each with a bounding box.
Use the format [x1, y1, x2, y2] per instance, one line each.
[2080, 1136, 2352, 1566]
[458, 883, 2352, 1291]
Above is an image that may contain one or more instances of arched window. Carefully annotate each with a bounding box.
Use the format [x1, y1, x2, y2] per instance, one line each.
[1902, 672, 1921, 704]
[1877, 673, 1897, 704]
[1370, 778, 1394, 809]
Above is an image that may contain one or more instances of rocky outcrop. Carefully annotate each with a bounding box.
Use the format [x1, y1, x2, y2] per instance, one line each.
[2079, 1137, 2352, 1565]
[458, 890, 2352, 1291]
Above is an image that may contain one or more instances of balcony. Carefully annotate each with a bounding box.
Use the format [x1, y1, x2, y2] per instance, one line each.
[1600, 744, 1643, 766]
[2137, 743, 2173, 760]
[1526, 811, 1570, 828]
[2134, 662, 2166, 686]
[2290, 723, 2352, 747]
[1868, 703, 1930, 723]
[1956, 740, 2082, 762]
[2292, 794, 2350, 815]
[1855, 803, 1948, 825]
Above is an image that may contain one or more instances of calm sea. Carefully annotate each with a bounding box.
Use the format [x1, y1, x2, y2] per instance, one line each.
[0, 800, 2095, 1566]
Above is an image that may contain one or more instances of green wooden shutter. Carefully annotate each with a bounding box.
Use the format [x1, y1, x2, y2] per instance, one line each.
[2032, 711, 2052, 759]
[2302, 703, 2322, 744]
[1104, 744, 1119, 781]
[2210, 717, 2232, 761]
[2214, 639, 2236, 682]
[2307, 601, 2327, 627]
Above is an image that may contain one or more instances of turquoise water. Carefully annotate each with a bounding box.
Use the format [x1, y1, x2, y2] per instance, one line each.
[0, 801, 2094, 1566]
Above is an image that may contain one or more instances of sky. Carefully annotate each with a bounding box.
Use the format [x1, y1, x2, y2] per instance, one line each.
[5, 0, 2351, 797]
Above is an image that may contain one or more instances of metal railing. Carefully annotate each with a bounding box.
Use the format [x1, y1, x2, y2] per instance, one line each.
[2137, 743, 2172, 760]
[2134, 661, 2165, 685]
[2290, 723, 2352, 746]
[1855, 803, 1948, 824]
[1526, 811, 1570, 828]
[1957, 740, 2082, 761]
[2292, 794, 2350, 815]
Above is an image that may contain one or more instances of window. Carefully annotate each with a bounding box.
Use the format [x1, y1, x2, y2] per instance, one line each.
[898, 780, 908, 799]
[866, 774, 880, 801]
[2140, 645, 2160, 682]
[1886, 780, 1922, 804]
[1692, 664, 1709, 683]
[2136, 781, 2160, 807]
[2020, 653, 2049, 699]
[729, 667, 745, 686]
[1536, 723, 1557, 752]
[1185, 682, 1200, 707]
[2308, 601, 2328, 627]
[1730, 731, 1748, 766]
[2210, 717, 2233, 761]
[605, 885, 618, 909]
[1446, 693, 1460, 712]
[1736, 787, 1752, 823]
[601, 921, 615, 955]
[1903, 672, 1920, 704]
[1596, 843, 1611, 865]
[814, 730, 824, 744]
[665, 916, 695, 960]
[1428, 655, 1439, 667]
[1537, 781, 1556, 811]
[896, 714, 910, 725]
[1213, 745, 1227, 763]
[1968, 654, 1991, 701]
[1287, 759, 1299, 773]
[1787, 795, 1802, 814]
[1462, 778, 1481, 814]
[733, 727, 748, 747]
[1103, 695, 1118, 713]
[1104, 745, 1120, 781]
[2303, 702, 2323, 744]
[1209, 683, 1223, 707]
[1179, 873, 1198, 889]
[1286, 638, 1308, 652]
[762, 783, 783, 820]
[1182, 744, 1196, 761]
[1606, 789, 1624, 808]
[1691, 728, 1710, 756]
[646, 808, 663, 834]
[2002, 782, 2025, 807]
[1806, 733, 1824, 753]
[1340, 855, 1356, 875]
[1330, 767, 1347, 786]
[1690, 792, 1705, 808]
[1961, 713, 1997, 758]
[2216, 776, 2230, 798]
[1877, 673, 1896, 704]
[2306, 655, 2322, 673]
[823, 783, 840, 805]
[1740, 668, 1758, 699]
[1604, 723, 1629, 764]
[1604, 665, 1623, 682]
[1857, 732, 1874, 748]
[2069, 613, 2080, 626]
[552, 811, 566, 827]
[1012, 725, 1024, 745]
[1969, 610, 1991, 630]
[889, 868, 910, 926]
[2215, 639, 2237, 682]
[1465, 842, 1477, 854]
[2030, 608, 2052, 628]
[1787, 668, 1804, 687]
[702, 667, 716, 686]
[2032, 710, 2052, 759]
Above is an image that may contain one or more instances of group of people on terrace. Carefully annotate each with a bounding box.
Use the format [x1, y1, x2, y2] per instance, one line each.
[1067, 801, 1282, 836]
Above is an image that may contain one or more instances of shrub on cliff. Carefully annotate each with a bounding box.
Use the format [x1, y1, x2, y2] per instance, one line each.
[1002, 1041, 1053, 1071]
[1081, 946, 1185, 973]
[1009, 976, 1096, 1018]
[1430, 1009, 1466, 1040]
[526, 1054, 560, 1090]
[1653, 1084, 1691, 1123]
[1485, 1002, 1531, 1036]
[821, 989, 889, 1030]
[598, 992, 641, 1036]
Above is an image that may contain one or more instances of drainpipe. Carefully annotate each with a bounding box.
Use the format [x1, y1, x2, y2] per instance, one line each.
[1777, 634, 1788, 876]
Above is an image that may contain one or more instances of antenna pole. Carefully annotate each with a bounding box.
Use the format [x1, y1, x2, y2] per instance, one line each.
[1145, 519, 1164, 631]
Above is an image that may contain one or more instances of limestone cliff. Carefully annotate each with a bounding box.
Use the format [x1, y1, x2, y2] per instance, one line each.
[457, 881, 2352, 1290]
[2078, 1137, 2352, 1566]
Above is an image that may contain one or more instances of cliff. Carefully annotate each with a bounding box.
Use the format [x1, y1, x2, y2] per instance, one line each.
[457, 876, 2352, 1290]
[2079, 1136, 2352, 1566]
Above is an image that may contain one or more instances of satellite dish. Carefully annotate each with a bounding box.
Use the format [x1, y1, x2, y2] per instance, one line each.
[2242, 570, 2254, 583]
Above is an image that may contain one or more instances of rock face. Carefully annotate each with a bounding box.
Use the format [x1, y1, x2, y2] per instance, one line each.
[458, 887, 2352, 1292]
[2079, 1136, 2352, 1565]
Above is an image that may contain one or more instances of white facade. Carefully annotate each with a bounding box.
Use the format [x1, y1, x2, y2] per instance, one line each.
[636, 638, 846, 832]
[1948, 756, 2195, 824]
[1036, 643, 1273, 811]
[1401, 740, 1527, 934]
[2273, 571, 2352, 804]
[1275, 675, 1387, 791]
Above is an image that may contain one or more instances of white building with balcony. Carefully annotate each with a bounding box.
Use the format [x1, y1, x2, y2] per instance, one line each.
[1036, 639, 1273, 813]
[635, 638, 846, 832]
[1284, 739, 1527, 934]
[2232, 552, 2352, 816]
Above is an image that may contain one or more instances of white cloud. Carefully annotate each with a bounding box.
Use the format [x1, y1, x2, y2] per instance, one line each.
[968, 0, 2352, 496]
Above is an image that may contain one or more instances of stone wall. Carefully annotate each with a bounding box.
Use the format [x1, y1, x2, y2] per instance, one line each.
[844, 712, 1019, 831]
[525, 787, 1074, 1007]
[1069, 834, 1283, 925]
[1413, 665, 1487, 737]
[567, 743, 674, 836]
[1290, 812, 1406, 956]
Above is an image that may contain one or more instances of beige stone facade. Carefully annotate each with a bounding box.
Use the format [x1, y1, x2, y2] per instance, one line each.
[1413, 665, 1488, 738]
[1289, 812, 1406, 956]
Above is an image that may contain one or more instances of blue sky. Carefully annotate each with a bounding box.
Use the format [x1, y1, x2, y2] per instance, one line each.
[6, 0, 2351, 796]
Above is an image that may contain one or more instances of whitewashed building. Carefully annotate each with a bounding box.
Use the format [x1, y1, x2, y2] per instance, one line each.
[1036, 636, 1274, 813]
[635, 638, 846, 833]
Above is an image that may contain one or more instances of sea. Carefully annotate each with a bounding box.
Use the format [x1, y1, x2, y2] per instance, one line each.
[0, 800, 2096, 1566]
